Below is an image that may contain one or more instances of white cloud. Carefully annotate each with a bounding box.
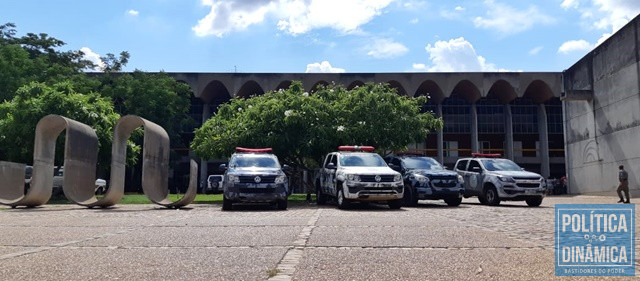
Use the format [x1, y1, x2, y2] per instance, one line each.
[528, 46, 543, 55]
[421, 37, 510, 72]
[557, 39, 593, 54]
[365, 38, 409, 59]
[412, 63, 427, 70]
[305, 61, 346, 73]
[193, 0, 395, 37]
[410, 18, 419, 24]
[80, 47, 105, 71]
[562, 0, 640, 46]
[455, 6, 465, 11]
[127, 9, 139, 16]
[473, 0, 555, 36]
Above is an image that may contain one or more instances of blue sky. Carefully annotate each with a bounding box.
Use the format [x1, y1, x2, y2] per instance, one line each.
[2, 0, 639, 73]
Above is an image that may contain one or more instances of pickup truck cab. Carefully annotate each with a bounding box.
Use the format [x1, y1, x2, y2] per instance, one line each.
[316, 146, 403, 209]
[220, 147, 290, 210]
[454, 153, 545, 207]
[386, 154, 464, 207]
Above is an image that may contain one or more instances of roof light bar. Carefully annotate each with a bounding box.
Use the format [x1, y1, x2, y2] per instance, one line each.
[338, 145, 375, 152]
[235, 147, 273, 153]
[471, 153, 501, 158]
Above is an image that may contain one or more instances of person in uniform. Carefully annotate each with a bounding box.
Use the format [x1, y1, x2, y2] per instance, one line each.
[617, 165, 630, 203]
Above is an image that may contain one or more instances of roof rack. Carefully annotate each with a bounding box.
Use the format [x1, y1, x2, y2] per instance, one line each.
[235, 147, 273, 153]
[338, 145, 375, 152]
[471, 153, 501, 158]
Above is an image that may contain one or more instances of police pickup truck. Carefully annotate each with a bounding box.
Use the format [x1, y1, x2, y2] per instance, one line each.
[220, 147, 290, 210]
[316, 146, 403, 209]
[454, 153, 545, 207]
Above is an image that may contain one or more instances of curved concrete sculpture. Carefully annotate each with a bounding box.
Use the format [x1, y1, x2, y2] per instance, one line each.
[0, 115, 100, 207]
[0, 114, 197, 208]
[113, 115, 197, 208]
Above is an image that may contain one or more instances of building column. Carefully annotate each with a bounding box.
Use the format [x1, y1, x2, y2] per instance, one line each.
[437, 103, 444, 164]
[504, 104, 514, 160]
[537, 104, 550, 178]
[199, 104, 211, 191]
[470, 102, 479, 153]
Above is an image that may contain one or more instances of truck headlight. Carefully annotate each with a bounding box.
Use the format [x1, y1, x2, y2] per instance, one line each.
[275, 175, 286, 184]
[394, 174, 402, 182]
[498, 175, 515, 183]
[347, 174, 361, 182]
[228, 175, 240, 183]
[457, 174, 464, 184]
[413, 174, 429, 183]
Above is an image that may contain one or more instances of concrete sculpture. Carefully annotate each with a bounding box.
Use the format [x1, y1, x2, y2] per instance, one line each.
[0, 114, 196, 208]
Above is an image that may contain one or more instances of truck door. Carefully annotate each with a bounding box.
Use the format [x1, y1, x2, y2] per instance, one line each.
[321, 154, 337, 195]
[466, 160, 483, 194]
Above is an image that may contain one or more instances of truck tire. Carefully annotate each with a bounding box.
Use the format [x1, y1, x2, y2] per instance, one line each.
[316, 183, 327, 205]
[525, 197, 543, 207]
[337, 188, 350, 209]
[276, 199, 288, 210]
[484, 185, 501, 206]
[388, 199, 402, 209]
[222, 196, 233, 211]
[445, 197, 462, 207]
[403, 184, 418, 207]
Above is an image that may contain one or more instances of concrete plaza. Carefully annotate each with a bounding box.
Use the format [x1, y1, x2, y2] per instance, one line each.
[0, 195, 637, 280]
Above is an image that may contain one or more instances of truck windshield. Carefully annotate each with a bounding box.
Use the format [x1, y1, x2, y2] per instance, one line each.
[231, 155, 280, 168]
[339, 154, 387, 167]
[481, 159, 522, 171]
[401, 157, 443, 170]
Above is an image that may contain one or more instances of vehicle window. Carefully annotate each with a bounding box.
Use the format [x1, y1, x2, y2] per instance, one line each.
[326, 154, 337, 167]
[230, 155, 280, 168]
[401, 157, 443, 170]
[467, 160, 482, 172]
[339, 153, 387, 167]
[390, 158, 402, 167]
[481, 159, 523, 171]
[455, 160, 468, 171]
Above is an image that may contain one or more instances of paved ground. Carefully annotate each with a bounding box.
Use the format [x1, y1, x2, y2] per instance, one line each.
[0, 195, 637, 280]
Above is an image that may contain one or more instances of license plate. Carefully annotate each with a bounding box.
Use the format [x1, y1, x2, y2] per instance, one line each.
[525, 189, 536, 195]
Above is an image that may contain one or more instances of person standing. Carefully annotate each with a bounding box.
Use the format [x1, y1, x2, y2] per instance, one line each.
[617, 165, 630, 203]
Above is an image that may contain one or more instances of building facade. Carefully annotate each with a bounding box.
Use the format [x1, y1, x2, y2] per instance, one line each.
[169, 72, 565, 190]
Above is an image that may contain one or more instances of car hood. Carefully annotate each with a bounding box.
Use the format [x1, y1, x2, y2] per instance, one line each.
[228, 168, 283, 176]
[490, 170, 542, 178]
[341, 166, 399, 175]
[408, 169, 458, 177]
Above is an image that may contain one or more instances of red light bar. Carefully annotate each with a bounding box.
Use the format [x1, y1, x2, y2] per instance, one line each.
[235, 147, 273, 153]
[338, 146, 375, 152]
[472, 153, 501, 158]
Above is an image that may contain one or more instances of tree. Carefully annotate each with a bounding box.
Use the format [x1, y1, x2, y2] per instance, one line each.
[191, 81, 442, 172]
[98, 71, 192, 147]
[0, 81, 137, 170]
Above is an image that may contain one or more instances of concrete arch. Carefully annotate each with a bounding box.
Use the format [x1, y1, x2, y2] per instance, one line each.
[387, 80, 407, 96]
[487, 79, 517, 104]
[310, 80, 329, 93]
[451, 80, 481, 103]
[415, 80, 445, 104]
[276, 80, 292, 91]
[237, 80, 265, 98]
[347, 80, 365, 90]
[201, 80, 231, 103]
[524, 80, 554, 103]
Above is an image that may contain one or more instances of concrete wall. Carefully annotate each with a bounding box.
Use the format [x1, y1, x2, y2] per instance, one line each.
[563, 15, 640, 195]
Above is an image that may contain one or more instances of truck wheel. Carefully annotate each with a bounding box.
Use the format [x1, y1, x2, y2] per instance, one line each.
[444, 197, 462, 207]
[316, 185, 327, 205]
[484, 186, 501, 206]
[525, 197, 543, 207]
[403, 184, 418, 207]
[478, 196, 488, 205]
[388, 199, 402, 209]
[337, 188, 350, 209]
[222, 196, 233, 211]
[276, 199, 288, 210]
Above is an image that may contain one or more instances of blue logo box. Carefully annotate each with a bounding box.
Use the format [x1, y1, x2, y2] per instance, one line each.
[555, 204, 635, 276]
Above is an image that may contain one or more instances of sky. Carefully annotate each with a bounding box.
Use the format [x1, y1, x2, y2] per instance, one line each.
[2, 0, 639, 73]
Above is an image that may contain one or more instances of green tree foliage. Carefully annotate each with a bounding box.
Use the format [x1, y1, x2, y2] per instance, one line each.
[191, 81, 443, 170]
[99, 71, 192, 146]
[0, 82, 136, 168]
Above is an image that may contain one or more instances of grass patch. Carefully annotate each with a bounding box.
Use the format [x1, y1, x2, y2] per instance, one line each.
[266, 268, 282, 278]
[46, 193, 316, 204]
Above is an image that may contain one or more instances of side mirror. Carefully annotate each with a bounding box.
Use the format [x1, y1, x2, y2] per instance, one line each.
[326, 163, 337, 170]
[219, 164, 227, 171]
[521, 168, 526, 171]
[388, 164, 401, 172]
[282, 164, 291, 171]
